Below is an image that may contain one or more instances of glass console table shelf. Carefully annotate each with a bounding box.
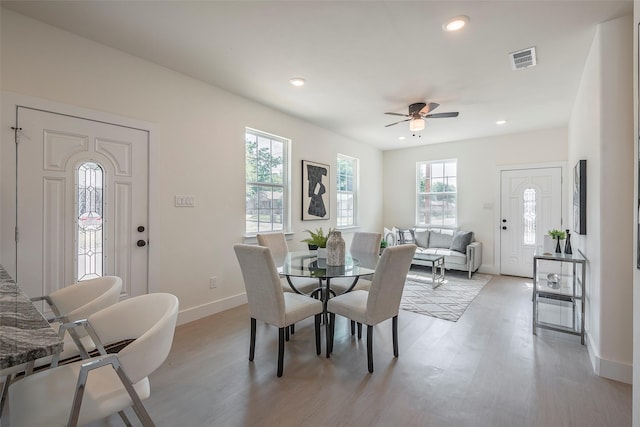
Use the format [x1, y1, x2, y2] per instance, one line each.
[532, 250, 587, 344]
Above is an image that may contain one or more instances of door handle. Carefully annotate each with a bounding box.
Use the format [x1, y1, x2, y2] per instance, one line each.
[137, 240, 147, 247]
[502, 226, 507, 230]
[502, 219, 507, 223]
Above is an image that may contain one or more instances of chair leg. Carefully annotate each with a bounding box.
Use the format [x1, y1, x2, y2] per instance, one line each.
[285, 326, 290, 342]
[249, 318, 256, 361]
[290, 324, 295, 335]
[277, 327, 285, 377]
[392, 315, 399, 357]
[367, 325, 374, 373]
[0, 374, 11, 418]
[357, 322, 362, 339]
[350, 320, 355, 335]
[326, 313, 335, 358]
[118, 410, 133, 427]
[315, 314, 321, 355]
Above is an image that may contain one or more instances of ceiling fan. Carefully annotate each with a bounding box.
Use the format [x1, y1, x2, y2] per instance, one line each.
[385, 102, 459, 131]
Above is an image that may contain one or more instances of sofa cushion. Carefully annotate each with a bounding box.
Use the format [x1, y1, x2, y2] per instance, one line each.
[413, 229, 429, 248]
[450, 230, 474, 253]
[428, 231, 453, 249]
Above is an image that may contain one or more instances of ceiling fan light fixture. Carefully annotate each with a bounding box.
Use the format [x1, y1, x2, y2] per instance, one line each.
[289, 77, 306, 87]
[443, 15, 469, 32]
[409, 118, 425, 132]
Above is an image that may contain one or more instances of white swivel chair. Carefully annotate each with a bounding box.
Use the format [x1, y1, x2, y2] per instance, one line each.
[9, 292, 179, 427]
[234, 244, 323, 377]
[257, 233, 319, 295]
[33, 276, 123, 362]
[326, 244, 416, 373]
[0, 276, 123, 416]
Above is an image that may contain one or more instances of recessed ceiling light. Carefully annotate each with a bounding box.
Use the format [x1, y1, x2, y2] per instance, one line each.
[443, 15, 469, 32]
[496, 120, 507, 125]
[398, 136, 406, 140]
[289, 77, 306, 87]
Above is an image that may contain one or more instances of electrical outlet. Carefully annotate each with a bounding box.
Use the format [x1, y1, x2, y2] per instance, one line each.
[209, 276, 217, 289]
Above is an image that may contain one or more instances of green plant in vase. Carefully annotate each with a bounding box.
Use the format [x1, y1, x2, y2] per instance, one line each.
[548, 229, 566, 253]
[301, 227, 335, 250]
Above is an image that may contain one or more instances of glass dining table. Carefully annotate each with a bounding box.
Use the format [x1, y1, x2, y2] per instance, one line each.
[275, 250, 378, 308]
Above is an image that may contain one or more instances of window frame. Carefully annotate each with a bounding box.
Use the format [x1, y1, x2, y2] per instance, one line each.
[244, 127, 291, 235]
[415, 159, 458, 227]
[336, 154, 358, 228]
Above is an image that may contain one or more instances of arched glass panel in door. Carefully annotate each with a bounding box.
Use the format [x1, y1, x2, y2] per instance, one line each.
[76, 162, 104, 281]
[523, 188, 536, 245]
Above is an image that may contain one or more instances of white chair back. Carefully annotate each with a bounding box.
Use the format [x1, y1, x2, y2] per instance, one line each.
[49, 276, 122, 338]
[366, 245, 416, 323]
[234, 244, 286, 326]
[350, 232, 382, 255]
[88, 293, 179, 384]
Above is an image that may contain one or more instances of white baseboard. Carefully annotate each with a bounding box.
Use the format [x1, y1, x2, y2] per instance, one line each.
[586, 332, 632, 384]
[478, 264, 500, 275]
[177, 293, 247, 326]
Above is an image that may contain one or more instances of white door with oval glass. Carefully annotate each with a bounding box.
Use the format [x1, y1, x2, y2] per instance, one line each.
[16, 107, 149, 300]
[500, 167, 562, 277]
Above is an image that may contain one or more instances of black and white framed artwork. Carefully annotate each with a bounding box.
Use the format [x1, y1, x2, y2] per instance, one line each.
[302, 160, 329, 220]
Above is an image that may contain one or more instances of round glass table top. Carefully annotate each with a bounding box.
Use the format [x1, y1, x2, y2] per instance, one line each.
[276, 250, 377, 279]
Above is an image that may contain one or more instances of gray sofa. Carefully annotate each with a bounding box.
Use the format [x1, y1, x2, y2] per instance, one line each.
[385, 227, 482, 278]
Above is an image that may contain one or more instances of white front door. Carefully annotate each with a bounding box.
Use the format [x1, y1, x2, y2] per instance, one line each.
[15, 107, 149, 300]
[500, 167, 562, 277]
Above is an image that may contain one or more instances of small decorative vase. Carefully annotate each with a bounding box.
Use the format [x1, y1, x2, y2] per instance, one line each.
[317, 247, 327, 258]
[564, 229, 572, 255]
[555, 237, 562, 254]
[326, 231, 345, 266]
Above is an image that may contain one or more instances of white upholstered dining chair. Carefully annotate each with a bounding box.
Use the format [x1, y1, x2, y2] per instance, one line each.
[326, 244, 416, 373]
[330, 231, 382, 294]
[9, 292, 179, 427]
[234, 244, 323, 377]
[257, 232, 319, 295]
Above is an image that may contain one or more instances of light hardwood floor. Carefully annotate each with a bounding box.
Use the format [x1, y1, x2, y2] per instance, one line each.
[100, 274, 631, 426]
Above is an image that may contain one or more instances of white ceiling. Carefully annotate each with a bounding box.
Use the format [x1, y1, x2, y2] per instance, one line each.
[2, 1, 633, 151]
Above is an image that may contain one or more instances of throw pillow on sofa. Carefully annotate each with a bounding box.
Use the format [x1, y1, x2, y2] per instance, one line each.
[428, 231, 453, 249]
[413, 229, 429, 247]
[450, 230, 474, 253]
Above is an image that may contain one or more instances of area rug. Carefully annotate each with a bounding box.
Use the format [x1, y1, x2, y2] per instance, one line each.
[400, 266, 492, 322]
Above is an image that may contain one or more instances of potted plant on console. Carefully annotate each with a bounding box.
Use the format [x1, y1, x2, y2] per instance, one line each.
[548, 229, 566, 254]
[301, 227, 334, 258]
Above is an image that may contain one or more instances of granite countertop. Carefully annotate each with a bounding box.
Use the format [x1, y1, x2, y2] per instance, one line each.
[0, 265, 63, 369]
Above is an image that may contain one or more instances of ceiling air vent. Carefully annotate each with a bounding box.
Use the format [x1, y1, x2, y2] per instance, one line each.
[509, 47, 537, 70]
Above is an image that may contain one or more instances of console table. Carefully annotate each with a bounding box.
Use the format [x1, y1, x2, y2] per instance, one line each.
[532, 251, 587, 344]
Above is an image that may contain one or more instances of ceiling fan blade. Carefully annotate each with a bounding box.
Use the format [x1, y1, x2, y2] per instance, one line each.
[384, 118, 411, 127]
[424, 112, 459, 119]
[384, 112, 409, 117]
[408, 102, 426, 115]
[420, 102, 440, 114]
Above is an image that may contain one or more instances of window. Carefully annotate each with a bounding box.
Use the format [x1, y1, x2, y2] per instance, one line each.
[416, 159, 457, 226]
[76, 162, 104, 281]
[245, 128, 289, 234]
[336, 154, 358, 227]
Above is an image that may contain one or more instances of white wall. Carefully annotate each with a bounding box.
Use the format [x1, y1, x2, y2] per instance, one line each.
[383, 127, 568, 274]
[569, 15, 633, 384]
[0, 9, 383, 323]
[633, 0, 640, 422]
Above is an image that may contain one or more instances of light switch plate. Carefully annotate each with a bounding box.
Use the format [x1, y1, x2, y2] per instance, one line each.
[175, 195, 196, 207]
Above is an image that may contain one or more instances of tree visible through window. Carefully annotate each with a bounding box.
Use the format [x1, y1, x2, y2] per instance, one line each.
[245, 128, 288, 233]
[337, 154, 357, 227]
[416, 160, 457, 226]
